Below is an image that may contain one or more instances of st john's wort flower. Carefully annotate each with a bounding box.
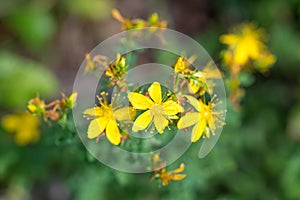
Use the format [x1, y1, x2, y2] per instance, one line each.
[153, 162, 186, 186]
[1, 113, 40, 146]
[83, 93, 135, 145]
[128, 82, 182, 134]
[220, 23, 276, 75]
[177, 95, 225, 142]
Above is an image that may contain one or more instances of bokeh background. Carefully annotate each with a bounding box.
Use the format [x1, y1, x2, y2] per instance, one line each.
[1, 0, 300, 199]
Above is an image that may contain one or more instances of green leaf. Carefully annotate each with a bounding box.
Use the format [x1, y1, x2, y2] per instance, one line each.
[0, 51, 59, 109]
[5, 7, 56, 49]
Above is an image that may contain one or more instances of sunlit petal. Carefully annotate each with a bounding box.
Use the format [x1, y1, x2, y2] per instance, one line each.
[87, 117, 108, 139]
[177, 112, 199, 129]
[162, 180, 169, 186]
[188, 79, 200, 94]
[148, 82, 162, 103]
[114, 107, 136, 121]
[191, 120, 206, 142]
[153, 114, 168, 134]
[105, 120, 121, 145]
[170, 174, 187, 181]
[128, 92, 153, 110]
[162, 100, 183, 115]
[182, 95, 201, 111]
[132, 110, 153, 132]
[83, 107, 103, 118]
[219, 34, 239, 45]
[169, 163, 185, 173]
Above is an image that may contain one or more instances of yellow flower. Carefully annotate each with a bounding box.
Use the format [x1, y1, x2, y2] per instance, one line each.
[128, 82, 183, 134]
[68, 91, 78, 108]
[27, 97, 45, 115]
[220, 23, 275, 70]
[1, 113, 40, 146]
[83, 94, 135, 145]
[174, 57, 187, 74]
[159, 163, 186, 186]
[220, 23, 264, 66]
[105, 53, 127, 79]
[188, 63, 222, 95]
[147, 12, 167, 31]
[177, 95, 225, 142]
[61, 91, 78, 110]
[255, 52, 276, 72]
[112, 9, 167, 31]
[173, 55, 196, 74]
[112, 9, 145, 30]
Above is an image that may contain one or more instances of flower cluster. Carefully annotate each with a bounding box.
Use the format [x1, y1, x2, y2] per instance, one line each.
[83, 54, 226, 145]
[27, 91, 77, 122]
[112, 9, 167, 31]
[112, 8, 167, 44]
[220, 23, 275, 73]
[173, 55, 222, 95]
[21, 8, 277, 188]
[220, 23, 276, 108]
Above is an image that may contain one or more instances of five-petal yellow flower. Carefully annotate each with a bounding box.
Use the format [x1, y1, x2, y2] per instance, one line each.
[83, 96, 135, 145]
[177, 95, 225, 142]
[128, 82, 182, 134]
[159, 163, 186, 186]
[220, 23, 276, 71]
[1, 113, 40, 146]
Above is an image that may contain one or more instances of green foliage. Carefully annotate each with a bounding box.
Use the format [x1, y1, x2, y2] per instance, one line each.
[5, 7, 56, 49]
[62, 0, 113, 20]
[0, 51, 58, 109]
[1, 0, 300, 199]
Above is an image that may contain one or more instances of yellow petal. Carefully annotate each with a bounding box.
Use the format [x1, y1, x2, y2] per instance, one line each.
[219, 34, 239, 45]
[128, 92, 154, 110]
[153, 114, 168, 134]
[132, 110, 153, 132]
[114, 107, 136, 121]
[162, 100, 183, 115]
[105, 120, 121, 145]
[170, 174, 186, 181]
[87, 117, 108, 139]
[15, 130, 39, 146]
[174, 57, 186, 73]
[203, 64, 222, 79]
[111, 9, 125, 23]
[83, 107, 103, 118]
[183, 95, 201, 111]
[169, 163, 185, 173]
[105, 68, 114, 77]
[69, 92, 78, 105]
[27, 104, 37, 112]
[162, 180, 169, 186]
[148, 82, 162, 103]
[1, 114, 19, 132]
[191, 121, 206, 142]
[188, 79, 200, 94]
[177, 112, 200, 129]
[233, 46, 248, 65]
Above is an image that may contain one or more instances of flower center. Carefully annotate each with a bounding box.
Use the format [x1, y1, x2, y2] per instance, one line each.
[102, 105, 114, 120]
[204, 111, 209, 117]
[150, 104, 164, 116]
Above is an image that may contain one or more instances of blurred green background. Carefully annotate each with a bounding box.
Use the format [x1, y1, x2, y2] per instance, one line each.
[1, 0, 300, 199]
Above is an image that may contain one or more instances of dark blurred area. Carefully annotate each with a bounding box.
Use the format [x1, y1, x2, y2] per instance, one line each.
[1, 0, 300, 199]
